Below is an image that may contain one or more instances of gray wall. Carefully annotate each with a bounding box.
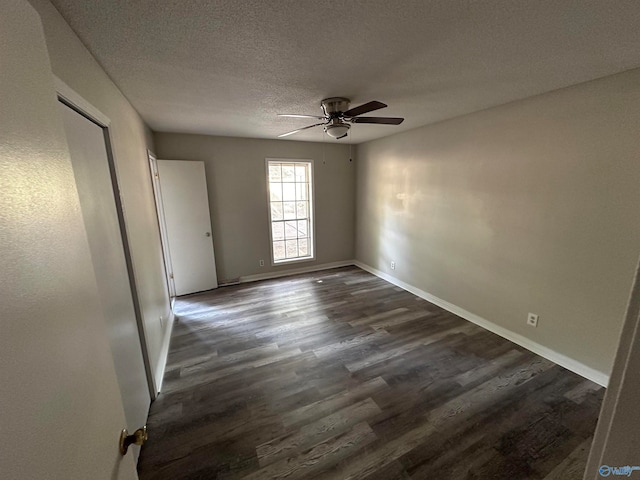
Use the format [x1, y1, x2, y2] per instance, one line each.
[29, 0, 172, 386]
[355, 68, 640, 377]
[154, 133, 356, 283]
[1, 1, 135, 477]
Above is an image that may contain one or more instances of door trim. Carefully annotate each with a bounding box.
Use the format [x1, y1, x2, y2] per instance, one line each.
[147, 151, 176, 298]
[55, 76, 157, 399]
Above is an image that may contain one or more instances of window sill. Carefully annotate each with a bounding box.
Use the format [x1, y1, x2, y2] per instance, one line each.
[272, 256, 315, 267]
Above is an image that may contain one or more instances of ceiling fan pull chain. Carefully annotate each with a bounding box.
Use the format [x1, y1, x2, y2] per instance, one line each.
[322, 127, 326, 165]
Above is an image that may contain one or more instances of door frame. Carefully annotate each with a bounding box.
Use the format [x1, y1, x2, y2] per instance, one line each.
[55, 76, 156, 399]
[147, 151, 177, 298]
[585, 255, 640, 477]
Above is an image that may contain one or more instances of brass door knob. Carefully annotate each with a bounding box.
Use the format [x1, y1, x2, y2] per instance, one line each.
[119, 426, 147, 455]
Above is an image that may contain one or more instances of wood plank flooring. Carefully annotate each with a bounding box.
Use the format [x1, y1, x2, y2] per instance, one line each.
[137, 266, 603, 480]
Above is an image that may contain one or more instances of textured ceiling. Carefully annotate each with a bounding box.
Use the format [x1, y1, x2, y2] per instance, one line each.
[51, 0, 640, 144]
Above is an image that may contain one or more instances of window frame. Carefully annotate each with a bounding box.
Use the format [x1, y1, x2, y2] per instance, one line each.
[265, 158, 316, 266]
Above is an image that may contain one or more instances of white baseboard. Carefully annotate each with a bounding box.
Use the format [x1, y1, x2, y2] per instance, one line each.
[239, 260, 355, 284]
[354, 261, 609, 387]
[154, 308, 176, 394]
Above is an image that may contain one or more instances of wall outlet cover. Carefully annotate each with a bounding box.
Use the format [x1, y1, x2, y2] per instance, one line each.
[527, 313, 539, 327]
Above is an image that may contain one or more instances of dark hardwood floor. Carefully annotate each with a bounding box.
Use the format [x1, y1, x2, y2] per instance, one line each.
[137, 266, 603, 480]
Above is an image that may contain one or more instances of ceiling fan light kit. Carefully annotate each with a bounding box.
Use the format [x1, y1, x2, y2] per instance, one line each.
[278, 97, 404, 140]
[324, 119, 350, 139]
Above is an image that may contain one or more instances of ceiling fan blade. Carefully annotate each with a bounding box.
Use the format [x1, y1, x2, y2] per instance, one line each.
[351, 117, 404, 125]
[344, 101, 387, 117]
[278, 114, 325, 120]
[278, 123, 325, 138]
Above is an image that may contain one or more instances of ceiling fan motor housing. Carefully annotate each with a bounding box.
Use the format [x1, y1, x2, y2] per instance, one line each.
[321, 97, 351, 118]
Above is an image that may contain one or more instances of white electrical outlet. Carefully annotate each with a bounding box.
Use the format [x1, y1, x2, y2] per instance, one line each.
[259, 259, 265, 267]
[527, 313, 539, 327]
[391, 261, 396, 270]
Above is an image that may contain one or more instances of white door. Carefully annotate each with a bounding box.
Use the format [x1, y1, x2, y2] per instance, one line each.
[59, 101, 151, 457]
[157, 160, 218, 295]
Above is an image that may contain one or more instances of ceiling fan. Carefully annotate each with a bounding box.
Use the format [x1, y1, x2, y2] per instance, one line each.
[278, 97, 404, 140]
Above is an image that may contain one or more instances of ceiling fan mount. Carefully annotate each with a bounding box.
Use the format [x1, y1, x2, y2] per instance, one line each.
[278, 97, 404, 140]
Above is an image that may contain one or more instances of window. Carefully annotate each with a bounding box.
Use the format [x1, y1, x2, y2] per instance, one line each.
[266, 159, 314, 263]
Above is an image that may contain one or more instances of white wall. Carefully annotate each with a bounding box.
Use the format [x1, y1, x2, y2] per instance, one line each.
[154, 133, 356, 282]
[0, 1, 136, 477]
[355, 68, 640, 378]
[28, 0, 172, 387]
